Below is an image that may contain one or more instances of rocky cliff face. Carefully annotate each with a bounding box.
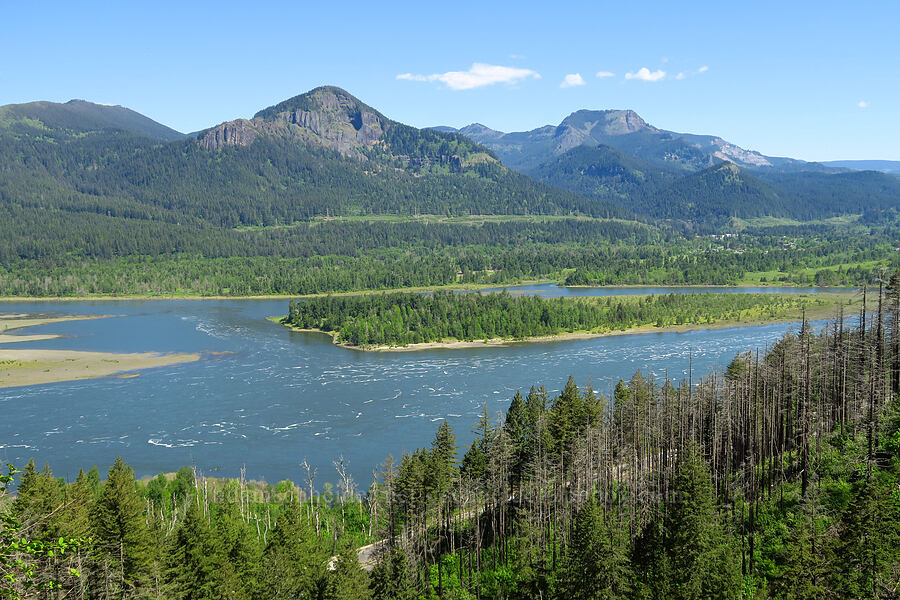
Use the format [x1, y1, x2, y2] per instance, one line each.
[197, 87, 387, 159]
[197, 119, 258, 150]
[450, 107, 794, 173]
[559, 109, 656, 138]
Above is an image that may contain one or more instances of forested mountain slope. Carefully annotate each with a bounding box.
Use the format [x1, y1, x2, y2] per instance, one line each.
[0, 86, 627, 230]
[443, 109, 900, 227]
[0, 99, 186, 141]
[2, 86, 898, 296]
[442, 108, 807, 173]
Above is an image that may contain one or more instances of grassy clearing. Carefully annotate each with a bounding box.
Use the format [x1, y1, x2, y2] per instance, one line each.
[730, 214, 863, 230]
[741, 259, 890, 285]
[234, 214, 641, 231]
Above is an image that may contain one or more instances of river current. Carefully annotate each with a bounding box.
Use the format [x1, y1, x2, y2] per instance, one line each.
[0, 285, 836, 485]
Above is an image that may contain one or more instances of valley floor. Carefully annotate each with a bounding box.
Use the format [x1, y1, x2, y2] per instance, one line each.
[0, 279, 860, 303]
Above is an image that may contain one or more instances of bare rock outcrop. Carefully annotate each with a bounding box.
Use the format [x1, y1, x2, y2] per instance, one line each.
[197, 119, 258, 151]
[197, 86, 387, 158]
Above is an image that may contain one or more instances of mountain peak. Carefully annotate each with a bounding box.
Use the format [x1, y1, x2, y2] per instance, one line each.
[253, 85, 382, 122]
[560, 109, 653, 136]
[197, 86, 501, 175]
[200, 86, 389, 156]
[457, 123, 504, 140]
[0, 98, 184, 141]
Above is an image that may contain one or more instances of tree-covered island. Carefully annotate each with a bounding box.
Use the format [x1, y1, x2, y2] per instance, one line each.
[280, 290, 853, 349]
[6, 289, 900, 598]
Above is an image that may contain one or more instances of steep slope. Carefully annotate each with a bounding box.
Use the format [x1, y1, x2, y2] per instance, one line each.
[645, 162, 786, 226]
[198, 86, 391, 159]
[0, 87, 631, 240]
[446, 108, 900, 225]
[754, 169, 900, 218]
[446, 108, 836, 175]
[195, 86, 495, 168]
[0, 99, 185, 141]
[527, 144, 674, 204]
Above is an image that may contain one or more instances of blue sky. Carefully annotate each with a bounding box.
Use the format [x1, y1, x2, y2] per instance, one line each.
[2, 0, 897, 161]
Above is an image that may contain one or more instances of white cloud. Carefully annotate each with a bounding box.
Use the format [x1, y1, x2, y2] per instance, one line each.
[560, 73, 586, 88]
[698, 65, 709, 73]
[675, 72, 686, 80]
[508, 54, 526, 60]
[858, 100, 870, 108]
[396, 63, 541, 90]
[625, 67, 666, 82]
[595, 71, 615, 78]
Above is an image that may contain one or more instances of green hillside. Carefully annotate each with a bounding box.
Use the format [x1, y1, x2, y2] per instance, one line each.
[450, 108, 900, 227]
[0, 99, 185, 141]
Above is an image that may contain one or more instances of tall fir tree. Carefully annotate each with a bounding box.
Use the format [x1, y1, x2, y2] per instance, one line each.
[326, 546, 372, 600]
[166, 499, 220, 600]
[91, 457, 153, 598]
[663, 447, 741, 600]
[558, 495, 631, 600]
[260, 500, 326, 600]
[371, 548, 415, 600]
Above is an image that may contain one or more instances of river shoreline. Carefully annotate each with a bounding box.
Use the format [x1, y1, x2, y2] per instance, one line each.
[0, 281, 859, 303]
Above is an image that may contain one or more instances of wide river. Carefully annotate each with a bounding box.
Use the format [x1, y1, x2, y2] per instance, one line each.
[1, 285, 837, 486]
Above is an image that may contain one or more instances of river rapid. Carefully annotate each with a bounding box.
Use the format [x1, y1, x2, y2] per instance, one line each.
[0, 285, 840, 485]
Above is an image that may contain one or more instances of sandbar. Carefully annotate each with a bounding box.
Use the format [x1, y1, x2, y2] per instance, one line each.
[0, 334, 61, 344]
[0, 312, 198, 388]
[0, 314, 110, 332]
[0, 348, 199, 389]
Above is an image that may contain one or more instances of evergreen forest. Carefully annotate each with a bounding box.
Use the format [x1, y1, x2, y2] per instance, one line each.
[4, 281, 900, 598]
[283, 290, 845, 348]
[2, 88, 899, 298]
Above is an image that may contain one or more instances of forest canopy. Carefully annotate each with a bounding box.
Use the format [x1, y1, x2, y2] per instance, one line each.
[283, 290, 847, 348]
[4, 281, 900, 598]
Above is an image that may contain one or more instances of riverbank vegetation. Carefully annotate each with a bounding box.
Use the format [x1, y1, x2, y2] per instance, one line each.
[283, 290, 851, 348]
[4, 281, 899, 598]
[1, 218, 896, 297]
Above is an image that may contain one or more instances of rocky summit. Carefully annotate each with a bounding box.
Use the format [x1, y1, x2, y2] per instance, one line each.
[198, 86, 388, 159]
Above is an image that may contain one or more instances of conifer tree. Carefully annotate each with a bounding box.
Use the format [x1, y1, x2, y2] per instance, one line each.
[167, 499, 220, 600]
[558, 495, 631, 600]
[664, 447, 740, 599]
[91, 457, 153, 597]
[428, 420, 458, 497]
[632, 517, 672, 600]
[260, 501, 326, 600]
[371, 548, 415, 600]
[504, 390, 528, 487]
[213, 497, 261, 599]
[771, 515, 831, 600]
[12, 460, 62, 541]
[61, 469, 95, 539]
[326, 546, 372, 600]
[833, 477, 900, 598]
[549, 375, 581, 459]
